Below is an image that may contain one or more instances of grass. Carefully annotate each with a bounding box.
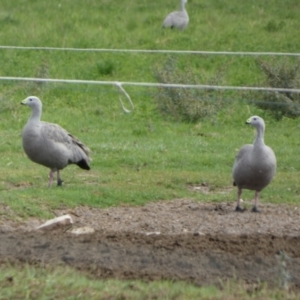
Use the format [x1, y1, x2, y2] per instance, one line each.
[1, 0, 300, 298]
[1, 98, 297, 217]
[1, 262, 300, 300]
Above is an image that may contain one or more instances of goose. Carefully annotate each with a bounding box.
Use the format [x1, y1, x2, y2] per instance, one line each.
[232, 116, 276, 212]
[162, 0, 189, 30]
[21, 96, 91, 187]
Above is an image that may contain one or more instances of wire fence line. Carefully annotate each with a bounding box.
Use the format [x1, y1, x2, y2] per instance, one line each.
[1, 76, 300, 94]
[1, 47, 300, 113]
[1, 45, 300, 57]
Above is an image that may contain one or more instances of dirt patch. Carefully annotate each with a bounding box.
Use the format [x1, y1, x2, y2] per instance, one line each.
[1, 199, 300, 288]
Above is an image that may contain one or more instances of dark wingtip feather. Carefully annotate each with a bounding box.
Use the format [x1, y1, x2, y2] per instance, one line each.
[76, 159, 90, 170]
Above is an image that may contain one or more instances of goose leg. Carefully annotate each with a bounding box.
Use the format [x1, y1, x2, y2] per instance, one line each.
[48, 170, 54, 188]
[251, 191, 260, 213]
[235, 188, 244, 212]
[57, 170, 63, 186]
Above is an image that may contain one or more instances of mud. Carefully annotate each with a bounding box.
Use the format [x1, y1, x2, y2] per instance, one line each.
[1, 199, 300, 288]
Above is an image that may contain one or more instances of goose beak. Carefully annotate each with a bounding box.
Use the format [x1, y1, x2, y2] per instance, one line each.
[21, 99, 27, 105]
[245, 118, 251, 125]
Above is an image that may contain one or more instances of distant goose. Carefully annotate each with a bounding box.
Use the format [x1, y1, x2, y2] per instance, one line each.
[21, 96, 91, 187]
[232, 116, 276, 212]
[162, 0, 189, 30]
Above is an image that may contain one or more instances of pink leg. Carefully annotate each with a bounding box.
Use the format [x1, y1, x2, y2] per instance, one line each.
[48, 170, 54, 188]
[252, 191, 260, 212]
[235, 188, 243, 212]
[57, 170, 63, 186]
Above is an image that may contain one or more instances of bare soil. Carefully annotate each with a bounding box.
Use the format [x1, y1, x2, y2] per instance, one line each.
[1, 199, 300, 288]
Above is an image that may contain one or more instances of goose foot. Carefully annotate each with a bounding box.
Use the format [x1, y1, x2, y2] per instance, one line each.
[235, 206, 245, 212]
[57, 178, 64, 186]
[251, 206, 260, 213]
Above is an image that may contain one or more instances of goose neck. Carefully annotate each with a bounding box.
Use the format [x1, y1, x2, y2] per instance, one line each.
[253, 126, 265, 147]
[180, 0, 186, 11]
[30, 106, 42, 123]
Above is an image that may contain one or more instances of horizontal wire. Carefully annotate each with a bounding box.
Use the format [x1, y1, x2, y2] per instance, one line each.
[0, 45, 300, 57]
[0, 76, 300, 94]
[1, 80, 299, 109]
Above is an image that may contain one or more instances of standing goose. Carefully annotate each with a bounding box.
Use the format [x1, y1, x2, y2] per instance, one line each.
[232, 116, 276, 212]
[21, 96, 91, 187]
[162, 0, 189, 30]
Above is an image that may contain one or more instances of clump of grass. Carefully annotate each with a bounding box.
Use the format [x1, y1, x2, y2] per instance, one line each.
[264, 20, 285, 33]
[97, 59, 116, 76]
[154, 57, 225, 123]
[252, 58, 300, 120]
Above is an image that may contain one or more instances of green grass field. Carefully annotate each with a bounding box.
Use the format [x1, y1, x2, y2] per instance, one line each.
[0, 0, 300, 298]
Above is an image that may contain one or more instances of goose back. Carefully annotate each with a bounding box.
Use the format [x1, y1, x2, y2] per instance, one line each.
[22, 121, 90, 171]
